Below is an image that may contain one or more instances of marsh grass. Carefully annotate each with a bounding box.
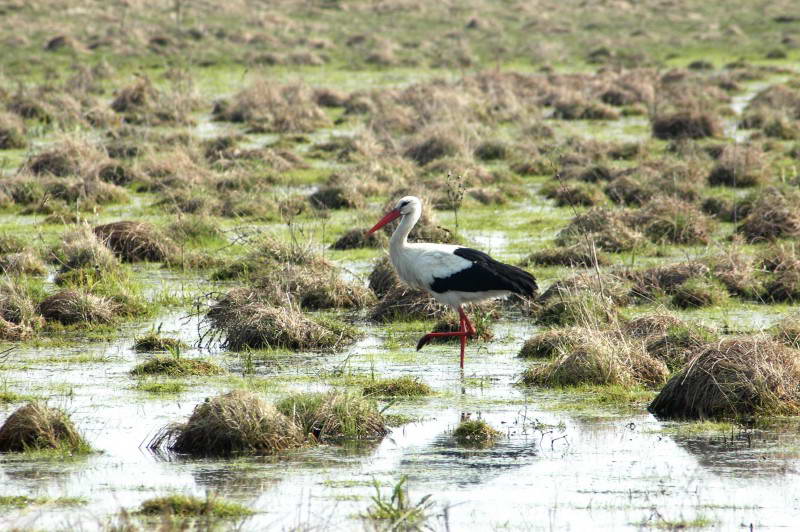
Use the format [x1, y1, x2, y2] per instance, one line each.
[276, 390, 387, 442]
[137, 494, 252, 519]
[0, 402, 91, 454]
[522, 329, 668, 388]
[362, 376, 433, 397]
[133, 333, 189, 353]
[650, 337, 800, 419]
[453, 419, 502, 446]
[149, 390, 303, 456]
[362, 477, 433, 531]
[130, 356, 223, 377]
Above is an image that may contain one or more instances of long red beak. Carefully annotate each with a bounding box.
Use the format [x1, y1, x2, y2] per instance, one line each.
[367, 208, 401, 235]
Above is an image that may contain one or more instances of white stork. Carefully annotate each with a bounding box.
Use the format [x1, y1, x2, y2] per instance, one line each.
[367, 195, 537, 369]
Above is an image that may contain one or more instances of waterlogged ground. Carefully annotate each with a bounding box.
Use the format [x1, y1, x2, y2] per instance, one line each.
[2, 308, 800, 530]
[3, 11, 800, 529]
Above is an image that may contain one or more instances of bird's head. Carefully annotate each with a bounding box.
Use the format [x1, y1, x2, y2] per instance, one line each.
[367, 196, 421, 234]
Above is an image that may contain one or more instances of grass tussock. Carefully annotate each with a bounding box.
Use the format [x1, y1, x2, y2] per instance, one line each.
[453, 419, 502, 446]
[362, 376, 433, 397]
[38, 289, 116, 325]
[130, 356, 223, 377]
[521, 243, 609, 268]
[138, 494, 252, 519]
[649, 337, 800, 420]
[53, 225, 120, 273]
[0, 250, 47, 276]
[736, 187, 800, 243]
[652, 111, 722, 140]
[213, 80, 331, 133]
[536, 292, 617, 328]
[522, 330, 668, 388]
[0, 402, 90, 453]
[331, 228, 388, 250]
[208, 299, 360, 352]
[148, 390, 303, 456]
[369, 285, 448, 323]
[277, 391, 387, 442]
[133, 333, 188, 353]
[708, 145, 768, 187]
[519, 327, 588, 358]
[93, 221, 177, 263]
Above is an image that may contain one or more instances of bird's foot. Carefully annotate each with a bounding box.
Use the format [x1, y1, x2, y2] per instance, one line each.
[416, 332, 466, 351]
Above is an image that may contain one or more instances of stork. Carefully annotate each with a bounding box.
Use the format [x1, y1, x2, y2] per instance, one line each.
[367, 196, 537, 369]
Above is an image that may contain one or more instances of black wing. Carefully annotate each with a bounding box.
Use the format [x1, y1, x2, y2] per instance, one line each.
[429, 247, 537, 296]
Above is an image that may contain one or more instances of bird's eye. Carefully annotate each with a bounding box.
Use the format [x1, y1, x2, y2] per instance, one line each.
[399, 201, 409, 208]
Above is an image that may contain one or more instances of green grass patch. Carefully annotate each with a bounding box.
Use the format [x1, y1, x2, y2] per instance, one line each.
[0, 495, 87, 508]
[362, 376, 433, 397]
[138, 494, 252, 519]
[130, 356, 224, 377]
[132, 379, 187, 395]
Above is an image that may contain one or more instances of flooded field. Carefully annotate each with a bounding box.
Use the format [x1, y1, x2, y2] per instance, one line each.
[3, 1, 800, 530]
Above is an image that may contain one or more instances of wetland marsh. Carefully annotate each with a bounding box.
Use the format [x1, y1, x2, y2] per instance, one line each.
[2, 0, 800, 530]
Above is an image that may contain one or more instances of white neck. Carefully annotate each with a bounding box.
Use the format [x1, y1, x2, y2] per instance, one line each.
[389, 204, 421, 254]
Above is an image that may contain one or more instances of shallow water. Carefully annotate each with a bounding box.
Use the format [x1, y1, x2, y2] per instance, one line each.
[2, 299, 800, 531]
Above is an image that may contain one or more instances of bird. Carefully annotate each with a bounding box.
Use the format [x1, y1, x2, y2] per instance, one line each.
[367, 195, 537, 369]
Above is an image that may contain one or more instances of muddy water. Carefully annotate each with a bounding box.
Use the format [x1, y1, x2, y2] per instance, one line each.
[2, 299, 800, 531]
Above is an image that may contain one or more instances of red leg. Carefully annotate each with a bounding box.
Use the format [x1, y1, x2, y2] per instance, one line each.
[416, 306, 470, 351]
[459, 307, 476, 337]
[459, 312, 467, 369]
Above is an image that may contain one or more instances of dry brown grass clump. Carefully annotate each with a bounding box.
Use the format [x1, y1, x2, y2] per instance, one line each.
[38, 290, 116, 325]
[625, 262, 710, 300]
[0, 280, 44, 340]
[707, 145, 768, 187]
[671, 278, 730, 309]
[207, 299, 358, 352]
[0, 402, 89, 452]
[556, 207, 646, 252]
[148, 391, 303, 456]
[0, 250, 46, 276]
[649, 337, 800, 419]
[651, 111, 722, 140]
[519, 327, 588, 358]
[212, 80, 331, 133]
[520, 243, 609, 268]
[621, 312, 685, 339]
[736, 187, 800, 242]
[93, 221, 177, 263]
[23, 138, 107, 177]
[541, 181, 605, 207]
[771, 315, 800, 349]
[708, 247, 762, 299]
[308, 186, 365, 210]
[251, 265, 374, 310]
[535, 292, 618, 327]
[276, 391, 387, 442]
[53, 225, 120, 273]
[331, 228, 388, 250]
[369, 285, 448, 323]
[521, 331, 668, 388]
[0, 112, 27, 149]
[111, 76, 197, 125]
[632, 196, 712, 245]
[368, 256, 401, 299]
